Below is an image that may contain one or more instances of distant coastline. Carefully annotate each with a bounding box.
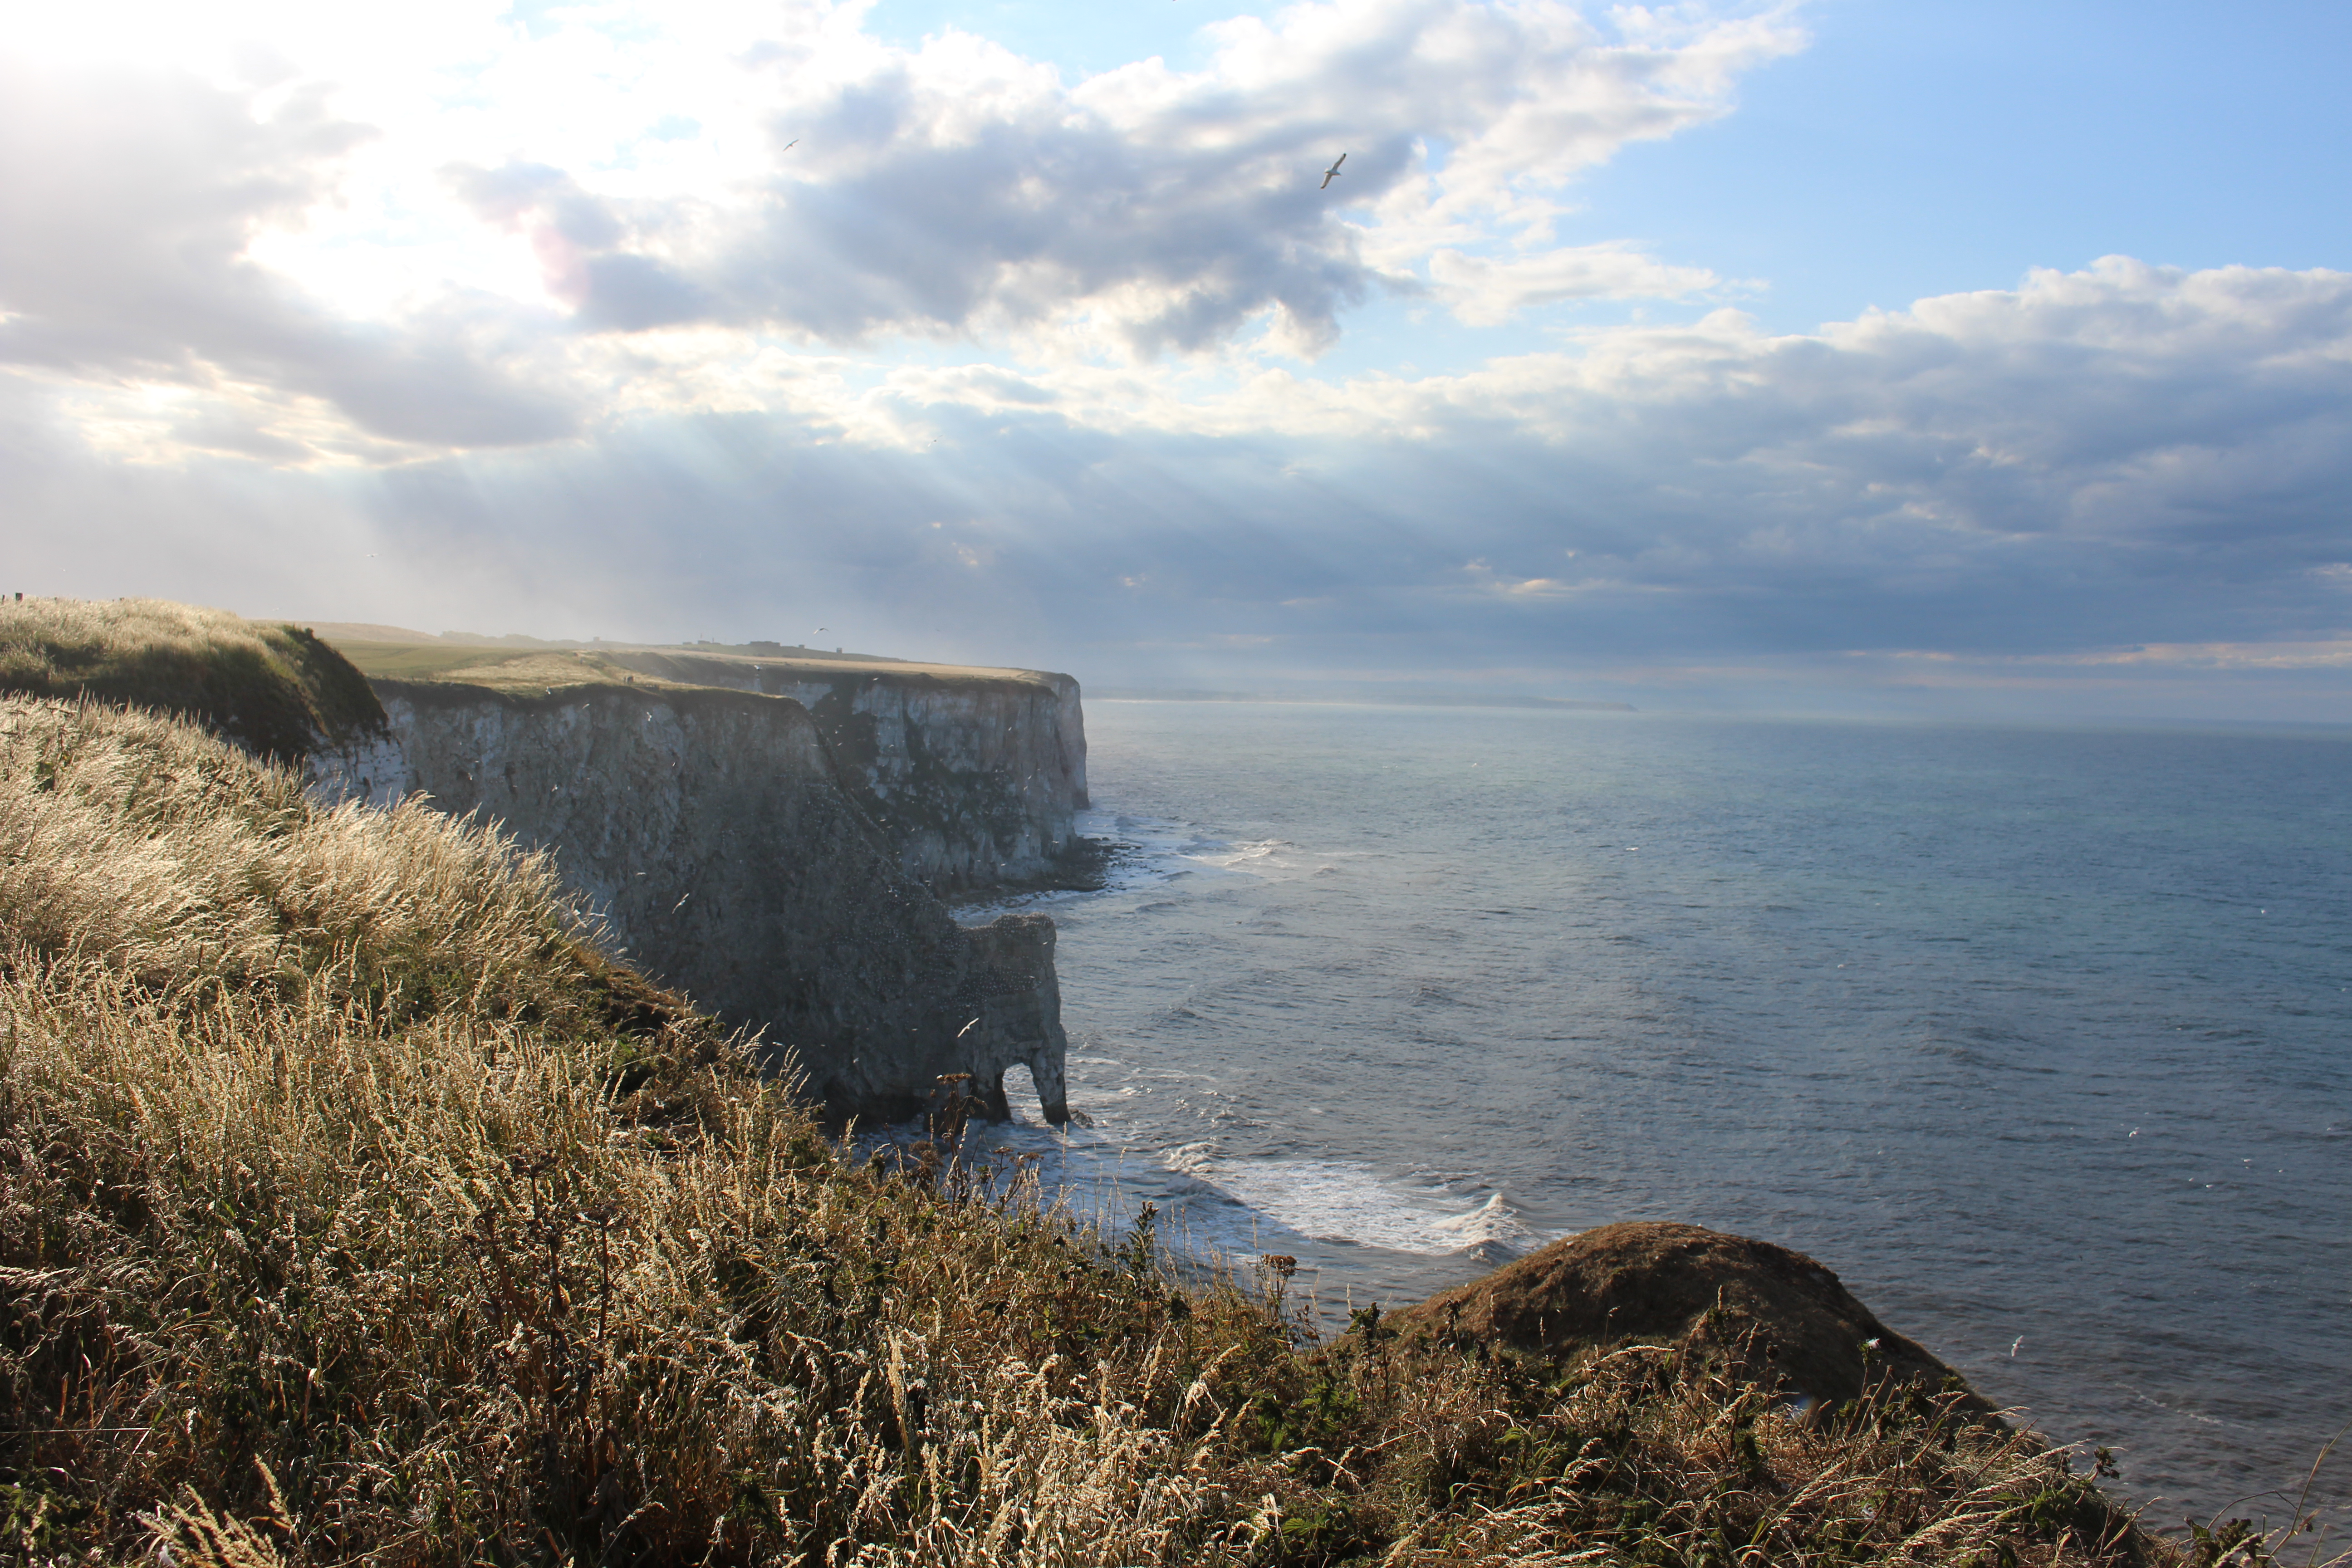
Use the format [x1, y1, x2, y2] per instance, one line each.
[1093, 688, 1636, 712]
[300, 632, 1640, 714]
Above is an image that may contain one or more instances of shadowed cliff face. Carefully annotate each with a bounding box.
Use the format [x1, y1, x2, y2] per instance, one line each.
[959, 915, 1069, 1122]
[355, 680, 1072, 1125]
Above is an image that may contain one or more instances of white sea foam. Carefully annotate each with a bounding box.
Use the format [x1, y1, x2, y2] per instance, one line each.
[1246, 1168, 1524, 1255]
[950, 806, 1359, 922]
[951, 808, 1207, 919]
[862, 1117, 1535, 1270]
[1189, 837, 1293, 871]
[1162, 1145, 1534, 1258]
[1073, 808, 1347, 890]
[1425, 1191, 1534, 1252]
[1181, 835, 1363, 883]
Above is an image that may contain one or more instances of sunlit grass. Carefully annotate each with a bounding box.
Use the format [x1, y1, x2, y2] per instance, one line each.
[0, 598, 382, 763]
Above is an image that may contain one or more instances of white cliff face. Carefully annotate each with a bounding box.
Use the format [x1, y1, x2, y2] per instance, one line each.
[365, 686, 833, 931]
[773, 672, 1089, 890]
[341, 680, 1072, 1124]
[600, 655, 1089, 892]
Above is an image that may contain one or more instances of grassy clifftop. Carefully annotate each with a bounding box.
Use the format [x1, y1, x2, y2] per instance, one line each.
[0, 688, 2197, 1566]
[0, 598, 383, 763]
[323, 635, 1066, 697]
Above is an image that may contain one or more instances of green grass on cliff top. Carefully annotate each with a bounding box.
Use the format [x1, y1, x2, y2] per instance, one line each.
[324, 634, 1065, 694]
[331, 644, 684, 693]
[0, 597, 383, 762]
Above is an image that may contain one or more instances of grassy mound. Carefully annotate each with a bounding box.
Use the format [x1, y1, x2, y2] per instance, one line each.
[0, 599, 383, 763]
[1387, 1222, 2000, 1422]
[0, 695, 2200, 1566]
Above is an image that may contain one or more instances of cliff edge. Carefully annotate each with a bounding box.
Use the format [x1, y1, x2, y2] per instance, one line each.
[318, 637, 1091, 896]
[595, 647, 1088, 895]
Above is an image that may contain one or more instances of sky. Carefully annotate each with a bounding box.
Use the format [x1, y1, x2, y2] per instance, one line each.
[4, 0, 2350, 718]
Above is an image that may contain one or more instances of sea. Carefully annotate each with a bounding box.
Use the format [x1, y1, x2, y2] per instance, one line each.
[949, 700, 2352, 1534]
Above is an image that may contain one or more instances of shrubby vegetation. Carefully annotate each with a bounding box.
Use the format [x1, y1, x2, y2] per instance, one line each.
[0, 686, 2262, 1566]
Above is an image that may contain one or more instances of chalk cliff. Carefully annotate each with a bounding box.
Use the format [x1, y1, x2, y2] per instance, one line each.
[314, 670, 1075, 1126]
[592, 651, 1089, 894]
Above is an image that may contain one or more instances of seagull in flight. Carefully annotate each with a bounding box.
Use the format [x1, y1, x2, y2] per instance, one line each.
[783, 137, 799, 151]
[1320, 152, 1347, 189]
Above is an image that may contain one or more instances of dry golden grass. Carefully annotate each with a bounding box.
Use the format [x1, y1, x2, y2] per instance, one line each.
[1347, 1343, 2149, 1567]
[0, 693, 2255, 1567]
[361, 650, 684, 700]
[0, 696, 604, 1027]
[0, 599, 382, 763]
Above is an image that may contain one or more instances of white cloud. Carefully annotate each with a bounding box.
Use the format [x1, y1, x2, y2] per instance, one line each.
[606, 0, 1797, 353]
[1007, 258, 2352, 566]
[0, 0, 1794, 464]
[610, 256, 2352, 663]
[0, 53, 581, 461]
[4, 2, 2348, 711]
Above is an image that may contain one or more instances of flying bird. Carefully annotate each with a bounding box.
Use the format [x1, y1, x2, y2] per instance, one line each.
[1320, 152, 1347, 189]
[783, 137, 799, 151]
